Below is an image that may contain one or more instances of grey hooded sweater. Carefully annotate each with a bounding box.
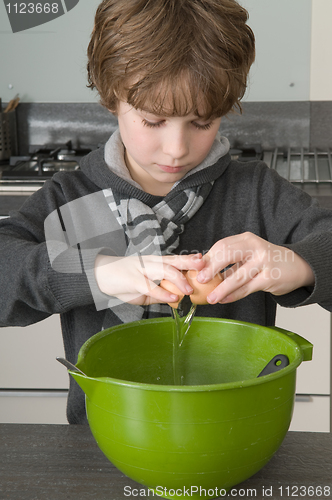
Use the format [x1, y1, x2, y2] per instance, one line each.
[1, 143, 332, 424]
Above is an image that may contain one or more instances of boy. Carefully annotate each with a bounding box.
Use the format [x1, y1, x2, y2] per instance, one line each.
[1, 0, 332, 425]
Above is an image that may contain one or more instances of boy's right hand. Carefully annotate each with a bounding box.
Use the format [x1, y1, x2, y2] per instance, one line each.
[94, 253, 205, 306]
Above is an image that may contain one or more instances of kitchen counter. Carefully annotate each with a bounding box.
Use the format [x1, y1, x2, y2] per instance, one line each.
[1, 189, 332, 217]
[0, 192, 32, 215]
[0, 424, 331, 500]
[1, 175, 332, 217]
[2, 160, 332, 216]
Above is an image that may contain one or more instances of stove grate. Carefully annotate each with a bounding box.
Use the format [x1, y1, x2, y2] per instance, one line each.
[264, 148, 332, 184]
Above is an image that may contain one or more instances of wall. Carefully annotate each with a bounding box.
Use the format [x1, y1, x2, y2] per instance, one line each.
[243, 0, 311, 102]
[1, 0, 331, 149]
[0, 0, 101, 103]
[310, 0, 332, 101]
[0, 0, 312, 103]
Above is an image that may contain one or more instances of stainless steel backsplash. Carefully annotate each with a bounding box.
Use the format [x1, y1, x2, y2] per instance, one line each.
[3, 101, 332, 155]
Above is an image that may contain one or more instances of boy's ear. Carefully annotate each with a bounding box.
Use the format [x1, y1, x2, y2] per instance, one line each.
[106, 104, 118, 117]
[107, 100, 119, 117]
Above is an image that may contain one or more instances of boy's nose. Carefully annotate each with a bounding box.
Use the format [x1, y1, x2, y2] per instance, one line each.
[162, 128, 189, 160]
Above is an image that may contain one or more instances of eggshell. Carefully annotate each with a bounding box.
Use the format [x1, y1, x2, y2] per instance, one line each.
[186, 269, 223, 305]
[160, 279, 185, 308]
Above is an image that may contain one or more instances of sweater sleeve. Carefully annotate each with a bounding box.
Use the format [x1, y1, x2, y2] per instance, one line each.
[0, 177, 126, 327]
[256, 164, 332, 311]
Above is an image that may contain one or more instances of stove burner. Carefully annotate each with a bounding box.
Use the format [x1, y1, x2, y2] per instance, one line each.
[230, 144, 263, 162]
[3, 140, 93, 180]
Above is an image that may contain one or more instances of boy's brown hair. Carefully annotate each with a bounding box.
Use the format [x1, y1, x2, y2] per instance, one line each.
[87, 0, 255, 119]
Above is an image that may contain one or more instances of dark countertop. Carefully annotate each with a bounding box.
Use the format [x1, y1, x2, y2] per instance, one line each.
[1, 163, 332, 216]
[0, 192, 32, 215]
[1, 160, 332, 215]
[0, 424, 331, 500]
[1, 189, 332, 217]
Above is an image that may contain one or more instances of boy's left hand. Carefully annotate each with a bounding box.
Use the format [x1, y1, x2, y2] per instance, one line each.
[196, 232, 315, 304]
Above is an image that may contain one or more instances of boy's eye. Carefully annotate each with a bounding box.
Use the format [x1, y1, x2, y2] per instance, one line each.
[142, 119, 164, 128]
[141, 118, 213, 130]
[192, 121, 213, 131]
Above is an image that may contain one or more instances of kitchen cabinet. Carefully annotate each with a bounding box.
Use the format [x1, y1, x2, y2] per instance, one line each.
[0, 211, 69, 424]
[0, 314, 69, 424]
[276, 303, 331, 433]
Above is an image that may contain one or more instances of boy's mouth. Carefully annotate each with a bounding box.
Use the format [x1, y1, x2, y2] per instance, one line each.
[157, 164, 187, 173]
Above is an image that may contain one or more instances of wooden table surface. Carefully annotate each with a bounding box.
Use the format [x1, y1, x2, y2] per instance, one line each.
[0, 424, 331, 500]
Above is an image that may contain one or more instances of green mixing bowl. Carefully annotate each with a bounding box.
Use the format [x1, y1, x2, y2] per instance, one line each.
[69, 317, 312, 499]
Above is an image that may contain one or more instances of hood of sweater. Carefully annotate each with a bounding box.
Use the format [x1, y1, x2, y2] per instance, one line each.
[79, 128, 232, 207]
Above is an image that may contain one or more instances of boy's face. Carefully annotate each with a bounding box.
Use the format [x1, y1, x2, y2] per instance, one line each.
[117, 101, 222, 196]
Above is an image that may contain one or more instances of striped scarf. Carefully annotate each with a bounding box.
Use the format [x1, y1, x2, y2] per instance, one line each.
[102, 182, 214, 323]
[101, 128, 229, 325]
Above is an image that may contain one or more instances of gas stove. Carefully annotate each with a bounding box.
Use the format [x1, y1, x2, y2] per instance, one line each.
[229, 145, 332, 209]
[1, 140, 332, 200]
[230, 145, 332, 184]
[263, 147, 332, 184]
[0, 141, 94, 192]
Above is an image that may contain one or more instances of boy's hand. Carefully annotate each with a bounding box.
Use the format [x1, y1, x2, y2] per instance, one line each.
[196, 232, 315, 304]
[94, 253, 204, 306]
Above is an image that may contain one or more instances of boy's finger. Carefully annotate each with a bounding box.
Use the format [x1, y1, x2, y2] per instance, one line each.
[206, 262, 260, 304]
[162, 266, 194, 295]
[115, 283, 179, 305]
[139, 262, 191, 294]
[164, 253, 204, 271]
[218, 271, 269, 304]
[197, 237, 256, 283]
[146, 283, 180, 304]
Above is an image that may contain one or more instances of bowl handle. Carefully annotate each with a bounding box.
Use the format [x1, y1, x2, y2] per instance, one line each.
[269, 327, 313, 362]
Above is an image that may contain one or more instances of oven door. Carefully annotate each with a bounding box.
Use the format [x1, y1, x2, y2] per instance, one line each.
[0, 183, 41, 216]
